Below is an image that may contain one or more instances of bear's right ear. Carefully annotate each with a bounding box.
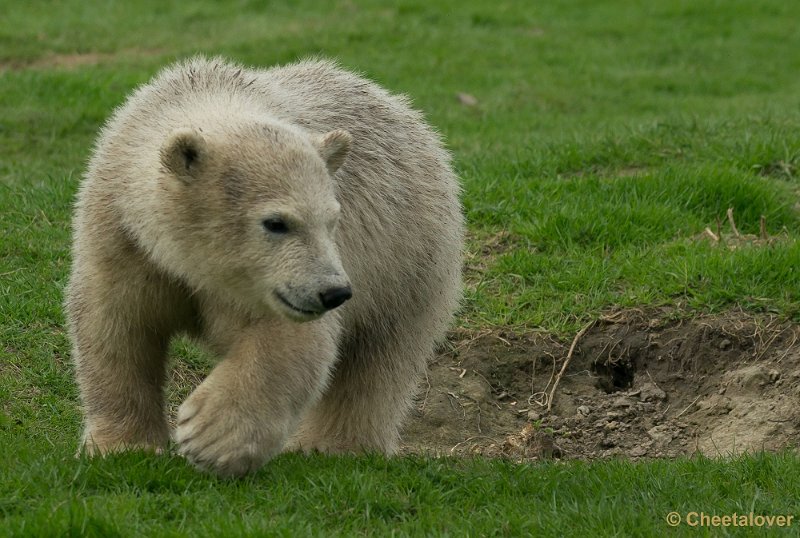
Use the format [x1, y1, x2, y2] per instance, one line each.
[160, 128, 208, 183]
[314, 129, 352, 175]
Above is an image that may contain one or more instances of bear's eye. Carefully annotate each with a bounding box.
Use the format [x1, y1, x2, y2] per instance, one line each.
[262, 217, 289, 235]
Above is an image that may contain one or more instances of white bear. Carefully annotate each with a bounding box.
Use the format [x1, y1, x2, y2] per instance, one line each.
[65, 56, 464, 476]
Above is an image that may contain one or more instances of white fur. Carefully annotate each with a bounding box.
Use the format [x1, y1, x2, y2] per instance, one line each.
[66, 56, 464, 476]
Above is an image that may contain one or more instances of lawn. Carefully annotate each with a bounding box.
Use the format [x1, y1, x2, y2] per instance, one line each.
[1, 0, 799, 536]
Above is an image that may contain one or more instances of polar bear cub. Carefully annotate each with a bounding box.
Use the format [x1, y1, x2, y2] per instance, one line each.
[66, 56, 464, 476]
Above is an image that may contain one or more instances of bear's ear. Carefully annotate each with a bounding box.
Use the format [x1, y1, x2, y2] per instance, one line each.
[160, 128, 208, 183]
[314, 129, 352, 175]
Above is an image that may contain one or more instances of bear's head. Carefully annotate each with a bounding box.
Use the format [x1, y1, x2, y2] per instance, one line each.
[155, 121, 353, 321]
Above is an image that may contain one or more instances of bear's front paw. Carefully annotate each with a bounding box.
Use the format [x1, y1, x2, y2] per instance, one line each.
[175, 383, 286, 477]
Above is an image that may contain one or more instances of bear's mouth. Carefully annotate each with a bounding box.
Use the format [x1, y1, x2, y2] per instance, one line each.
[274, 291, 322, 317]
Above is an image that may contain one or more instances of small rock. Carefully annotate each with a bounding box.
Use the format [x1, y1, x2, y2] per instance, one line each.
[638, 382, 667, 402]
[729, 365, 769, 390]
[612, 396, 635, 408]
[720, 339, 732, 350]
[577, 405, 591, 417]
[648, 424, 674, 445]
[604, 421, 619, 431]
[548, 417, 563, 429]
[629, 445, 649, 457]
[768, 370, 780, 383]
[527, 410, 541, 421]
[637, 402, 656, 413]
[456, 92, 478, 106]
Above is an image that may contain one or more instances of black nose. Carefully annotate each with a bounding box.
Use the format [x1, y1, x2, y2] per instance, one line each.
[319, 286, 352, 310]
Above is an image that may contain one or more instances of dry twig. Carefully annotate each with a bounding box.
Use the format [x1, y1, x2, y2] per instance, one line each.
[449, 435, 499, 455]
[726, 207, 740, 237]
[547, 320, 595, 412]
[703, 227, 720, 242]
[675, 395, 701, 418]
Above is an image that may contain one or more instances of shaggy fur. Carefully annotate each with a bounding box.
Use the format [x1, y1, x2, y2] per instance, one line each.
[65, 56, 464, 477]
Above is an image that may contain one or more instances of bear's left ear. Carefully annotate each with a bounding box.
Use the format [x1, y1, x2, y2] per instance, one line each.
[314, 129, 352, 175]
[160, 128, 209, 183]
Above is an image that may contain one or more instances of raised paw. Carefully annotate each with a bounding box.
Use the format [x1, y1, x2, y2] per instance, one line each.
[175, 382, 287, 477]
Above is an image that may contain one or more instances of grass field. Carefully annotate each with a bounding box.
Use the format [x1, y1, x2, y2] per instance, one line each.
[2, 0, 799, 535]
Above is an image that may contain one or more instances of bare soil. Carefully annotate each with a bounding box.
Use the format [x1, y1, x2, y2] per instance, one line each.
[0, 49, 163, 72]
[402, 309, 800, 461]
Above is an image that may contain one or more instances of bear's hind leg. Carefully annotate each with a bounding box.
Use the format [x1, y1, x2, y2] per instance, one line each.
[290, 338, 429, 455]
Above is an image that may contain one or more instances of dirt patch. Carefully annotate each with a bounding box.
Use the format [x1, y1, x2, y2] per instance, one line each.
[402, 309, 800, 461]
[0, 48, 163, 72]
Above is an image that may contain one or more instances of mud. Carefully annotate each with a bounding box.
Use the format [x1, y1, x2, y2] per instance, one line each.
[402, 309, 800, 461]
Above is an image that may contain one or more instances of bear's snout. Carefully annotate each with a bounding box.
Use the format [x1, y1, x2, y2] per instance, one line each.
[319, 285, 352, 311]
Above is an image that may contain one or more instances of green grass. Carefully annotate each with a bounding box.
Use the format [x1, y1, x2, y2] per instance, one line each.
[1, 447, 799, 536]
[2, 0, 800, 535]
